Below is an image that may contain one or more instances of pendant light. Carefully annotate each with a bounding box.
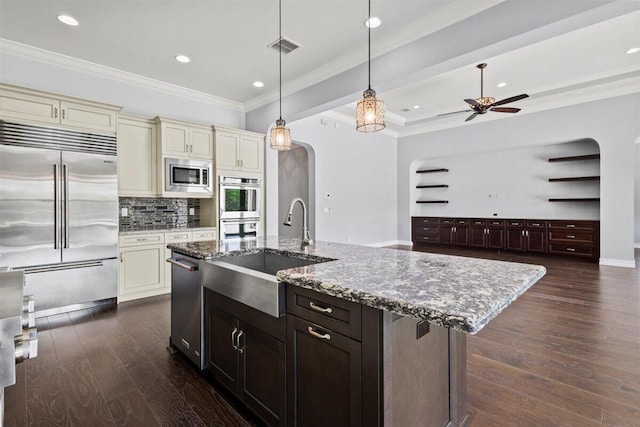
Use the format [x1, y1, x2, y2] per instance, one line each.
[356, 0, 385, 132]
[269, 0, 292, 150]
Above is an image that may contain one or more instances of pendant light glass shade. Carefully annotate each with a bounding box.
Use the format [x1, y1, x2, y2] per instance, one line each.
[356, 0, 385, 132]
[270, 118, 292, 150]
[269, 0, 292, 150]
[356, 88, 385, 132]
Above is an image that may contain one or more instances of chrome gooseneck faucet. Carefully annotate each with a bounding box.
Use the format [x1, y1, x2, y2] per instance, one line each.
[283, 197, 313, 250]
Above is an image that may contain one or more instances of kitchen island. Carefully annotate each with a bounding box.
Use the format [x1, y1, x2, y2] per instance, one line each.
[167, 237, 546, 427]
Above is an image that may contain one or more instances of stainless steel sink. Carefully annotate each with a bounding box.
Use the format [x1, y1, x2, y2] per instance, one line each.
[201, 251, 331, 318]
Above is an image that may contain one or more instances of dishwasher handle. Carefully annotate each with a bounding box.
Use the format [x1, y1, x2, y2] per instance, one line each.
[166, 258, 199, 271]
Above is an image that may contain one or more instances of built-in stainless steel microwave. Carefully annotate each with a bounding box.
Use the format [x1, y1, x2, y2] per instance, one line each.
[165, 158, 213, 195]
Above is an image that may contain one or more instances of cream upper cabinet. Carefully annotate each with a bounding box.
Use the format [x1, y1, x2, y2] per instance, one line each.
[0, 84, 120, 134]
[118, 115, 157, 196]
[157, 117, 213, 160]
[215, 127, 264, 175]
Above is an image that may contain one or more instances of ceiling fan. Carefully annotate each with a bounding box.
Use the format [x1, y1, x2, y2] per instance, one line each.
[438, 63, 529, 122]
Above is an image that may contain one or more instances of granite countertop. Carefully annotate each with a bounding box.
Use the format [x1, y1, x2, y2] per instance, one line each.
[119, 226, 217, 235]
[167, 237, 546, 334]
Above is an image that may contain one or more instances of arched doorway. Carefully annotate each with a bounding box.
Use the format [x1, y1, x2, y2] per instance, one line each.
[278, 142, 316, 240]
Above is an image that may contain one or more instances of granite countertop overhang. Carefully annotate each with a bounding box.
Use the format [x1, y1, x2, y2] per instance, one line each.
[167, 237, 546, 334]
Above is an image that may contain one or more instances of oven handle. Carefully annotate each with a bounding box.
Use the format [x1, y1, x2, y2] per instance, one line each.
[220, 184, 261, 190]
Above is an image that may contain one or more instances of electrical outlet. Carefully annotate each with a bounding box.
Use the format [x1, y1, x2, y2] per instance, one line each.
[416, 320, 430, 339]
[189, 207, 195, 215]
[121, 207, 128, 217]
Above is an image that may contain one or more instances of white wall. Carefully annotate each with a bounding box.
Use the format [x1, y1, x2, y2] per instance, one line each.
[398, 94, 640, 267]
[411, 140, 600, 220]
[0, 46, 244, 128]
[635, 143, 640, 246]
[265, 114, 398, 246]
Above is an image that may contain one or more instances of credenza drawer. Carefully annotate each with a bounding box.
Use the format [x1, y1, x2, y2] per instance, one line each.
[412, 217, 440, 225]
[413, 234, 440, 244]
[549, 231, 594, 244]
[547, 220, 597, 231]
[548, 244, 596, 257]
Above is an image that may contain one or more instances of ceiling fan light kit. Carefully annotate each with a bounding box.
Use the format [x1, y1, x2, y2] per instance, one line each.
[356, 0, 386, 132]
[269, 0, 292, 151]
[439, 62, 529, 122]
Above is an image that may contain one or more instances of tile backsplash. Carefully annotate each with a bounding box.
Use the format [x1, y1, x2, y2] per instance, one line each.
[119, 197, 200, 231]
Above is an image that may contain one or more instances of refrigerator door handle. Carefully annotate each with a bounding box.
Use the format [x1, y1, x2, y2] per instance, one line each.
[63, 164, 69, 249]
[53, 164, 60, 249]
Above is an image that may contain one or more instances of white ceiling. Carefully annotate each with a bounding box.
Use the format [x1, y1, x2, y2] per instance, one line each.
[1, 0, 639, 134]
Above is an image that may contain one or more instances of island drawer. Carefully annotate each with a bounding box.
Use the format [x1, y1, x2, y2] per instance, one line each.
[506, 220, 525, 228]
[488, 219, 505, 227]
[470, 219, 487, 226]
[286, 286, 361, 341]
[526, 220, 546, 228]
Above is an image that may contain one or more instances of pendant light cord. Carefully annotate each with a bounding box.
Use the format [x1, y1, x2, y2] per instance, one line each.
[368, 0, 371, 90]
[279, 0, 283, 120]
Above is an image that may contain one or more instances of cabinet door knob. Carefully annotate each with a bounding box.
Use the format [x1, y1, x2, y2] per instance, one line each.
[309, 301, 333, 314]
[307, 326, 331, 340]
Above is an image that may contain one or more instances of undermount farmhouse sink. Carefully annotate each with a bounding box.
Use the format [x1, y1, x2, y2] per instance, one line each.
[201, 251, 332, 318]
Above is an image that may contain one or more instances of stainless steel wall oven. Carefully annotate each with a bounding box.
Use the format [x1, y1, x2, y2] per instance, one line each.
[219, 176, 260, 220]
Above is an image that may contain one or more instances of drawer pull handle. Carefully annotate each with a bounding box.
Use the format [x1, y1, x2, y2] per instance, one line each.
[567, 248, 576, 252]
[531, 223, 540, 226]
[137, 238, 147, 241]
[307, 326, 331, 340]
[567, 235, 576, 239]
[309, 302, 333, 314]
[231, 327, 238, 350]
[567, 224, 576, 228]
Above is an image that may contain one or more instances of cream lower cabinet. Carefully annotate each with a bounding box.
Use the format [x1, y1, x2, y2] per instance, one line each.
[118, 229, 217, 302]
[118, 233, 168, 302]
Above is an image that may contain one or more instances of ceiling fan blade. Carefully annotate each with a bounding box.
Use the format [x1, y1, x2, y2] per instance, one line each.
[492, 94, 529, 106]
[491, 107, 521, 113]
[465, 113, 478, 122]
[437, 109, 473, 117]
[464, 98, 481, 108]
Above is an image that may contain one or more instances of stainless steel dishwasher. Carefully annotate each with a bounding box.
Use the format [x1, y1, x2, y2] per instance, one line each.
[167, 253, 204, 369]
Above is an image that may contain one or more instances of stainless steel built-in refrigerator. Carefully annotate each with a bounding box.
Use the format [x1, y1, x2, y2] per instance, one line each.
[0, 121, 118, 315]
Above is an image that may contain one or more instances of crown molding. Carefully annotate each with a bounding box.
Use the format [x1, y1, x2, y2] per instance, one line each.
[0, 38, 245, 112]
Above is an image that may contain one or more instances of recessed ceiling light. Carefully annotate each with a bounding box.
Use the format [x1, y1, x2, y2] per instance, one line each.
[497, 82, 507, 88]
[626, 47, 640, 54]
[252, 81, 264, 88]
[175, 55, 191, 63]
[413, 105, 421, 109]
[364, 17, 382, 28]
[57, 15, 79, 26]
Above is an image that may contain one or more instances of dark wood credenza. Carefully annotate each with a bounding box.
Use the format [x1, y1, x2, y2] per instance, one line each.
[411, 217, 599, 260]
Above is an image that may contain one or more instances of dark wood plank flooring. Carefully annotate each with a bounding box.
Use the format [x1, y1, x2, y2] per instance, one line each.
[407, 245, 640, 427]
[5, 247, 640, 426]
[4, 297, 262, 427]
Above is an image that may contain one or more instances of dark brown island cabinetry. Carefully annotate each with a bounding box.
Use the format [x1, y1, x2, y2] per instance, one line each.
[412, 216, 599, 260]
[286, 285, 467, 427]
[205, 290, 287, 427]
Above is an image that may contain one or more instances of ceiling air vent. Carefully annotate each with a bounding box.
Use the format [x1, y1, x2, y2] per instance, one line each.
[268, 37, 302, 55]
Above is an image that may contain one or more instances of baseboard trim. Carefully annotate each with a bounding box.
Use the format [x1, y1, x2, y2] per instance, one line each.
[599, 258, 636, 268]
[367, 240, 413, 248]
